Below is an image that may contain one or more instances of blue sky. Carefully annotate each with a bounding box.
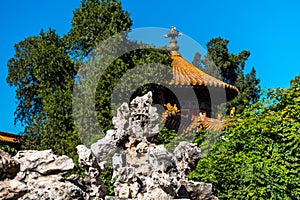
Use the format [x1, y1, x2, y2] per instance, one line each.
[1, 0, 299, 134]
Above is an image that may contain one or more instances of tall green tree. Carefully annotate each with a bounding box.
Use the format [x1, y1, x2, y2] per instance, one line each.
[7, 0, 172, 150]
[192, 37, 260, 114]
[7, 29, 81, 158]
[64, 0, 134, 144]
[65, 0, 132, 60]
[66, 0, 172, 143]
[7, 0, 135, 153]
[190, 76, 300, 199]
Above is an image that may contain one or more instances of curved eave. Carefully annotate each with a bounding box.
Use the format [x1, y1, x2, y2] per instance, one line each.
[0, 131, 20, 143]
[169, 55, 239, 101]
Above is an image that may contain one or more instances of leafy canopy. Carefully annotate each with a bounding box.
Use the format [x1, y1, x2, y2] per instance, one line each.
[192, 37, 260, 114]
[190, 75, 300, 199]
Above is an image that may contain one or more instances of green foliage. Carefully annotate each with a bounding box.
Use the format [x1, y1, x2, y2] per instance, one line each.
[94, 47, 172, 133]
[190, 75, 300, 199]
[66, 0, 132, 60]
[193, 130, 223, 156]
[0, 144, 18, 155]
[65, 154, 86, 179]
[6, 0, 135, 156]
[7, 29, 81, 159]
[65, 0, 133, 140]
[229, 66, 260, 114]
[65, 0, 172, 139]
[157, 127, 177, 145]
[192, 37, 260, 114]
[100, 165, 115, 196]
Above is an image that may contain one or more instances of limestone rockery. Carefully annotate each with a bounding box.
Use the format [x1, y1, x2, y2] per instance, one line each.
[0, 92, 218, 200]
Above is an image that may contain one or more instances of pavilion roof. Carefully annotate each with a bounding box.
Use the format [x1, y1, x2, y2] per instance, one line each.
[164, 26, 239, 101]
[170, 54, 238, 90]
[0, 131, 20, 144]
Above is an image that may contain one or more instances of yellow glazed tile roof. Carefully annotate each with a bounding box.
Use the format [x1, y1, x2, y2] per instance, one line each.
[169, 55, 239, 92]
[0, 131, 20, 143]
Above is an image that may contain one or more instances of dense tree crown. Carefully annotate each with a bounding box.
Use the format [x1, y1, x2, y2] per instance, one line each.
[6, 0, 171, 153]
[7, 29, 80, 158]
[190, 76, 300, 199]
[192, 37, 260, 114]
[66, 0, 132, 60]
[6, 0, 134, 157]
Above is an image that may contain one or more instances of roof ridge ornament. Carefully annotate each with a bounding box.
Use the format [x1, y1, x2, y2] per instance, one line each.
[164, 26, 182, 56]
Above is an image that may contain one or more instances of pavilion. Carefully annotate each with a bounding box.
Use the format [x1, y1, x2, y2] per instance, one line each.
[160, 26, 239, 133]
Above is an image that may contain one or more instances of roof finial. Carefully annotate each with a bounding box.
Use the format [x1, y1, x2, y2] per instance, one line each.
[164, 26, 182, 56]
[165, 26, 182, 39]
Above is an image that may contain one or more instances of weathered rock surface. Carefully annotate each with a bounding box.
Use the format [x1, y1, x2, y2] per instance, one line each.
[13, 149, 74, 178]
[19, 174, 88, 200]
[91, 129, 118, 166]
[173, 142, 202, 178]
[0, 149, 105, 200]
[128, 92, 159, 138]
[77, 145, 107, 199]
[0, 179, 28, 200]
[0, 92, 218, 200]
[91, 92, 160, 164]
[91, 92, 218, 200]
[0, 149, 20, 180]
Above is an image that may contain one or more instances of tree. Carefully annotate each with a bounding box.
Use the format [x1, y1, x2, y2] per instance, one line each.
[65, 0, 132, 60]
[7, 0, 135, 153]
[192, 37, 260, 114]
[7, 0, 172, 151]
[65, 0, 172, 142]
[190, 75, 300, 199]
[76, 43, 173, 144]
[7, 29, 81, 158]
[227, 66, 260, 114]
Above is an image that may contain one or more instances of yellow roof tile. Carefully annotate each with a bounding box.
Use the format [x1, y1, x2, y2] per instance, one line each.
[0, 131, 20, 143]
[171, 55, 237, 89]
[169, 55, 239, 100]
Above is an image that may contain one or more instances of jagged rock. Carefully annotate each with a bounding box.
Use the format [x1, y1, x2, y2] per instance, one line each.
[173, 142, 202, 177]
[112, 137, 153, 179]
[115, 167, 135, 183]
[114, 167, 142, 199]
[0, 149, 20, 180]
[104, 93, 218, 200]
[144, 187, 173, 200]
[111, 153, 217, 199]
[0, 92, 218, 200]
[113, 167, 143, 199]
[147, 145, 175, 173]
[91, 129, 121, 166]
[18, 174, 88, 200]
[129, 92, 159, 139]
[181, 181, 218, 200]
[112, 102, 130, 131]
[13, 149, 74, 179]
[0, 149, 91, 200]
[147, 171, 177, 197]
[77, 145, 107, 199]
[0, 147, 107, 200]
[77, 144, 104, 172]
[0, 179, 28, 199]
[91, 92, 160, 165]
[104, 196, 115, 200]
